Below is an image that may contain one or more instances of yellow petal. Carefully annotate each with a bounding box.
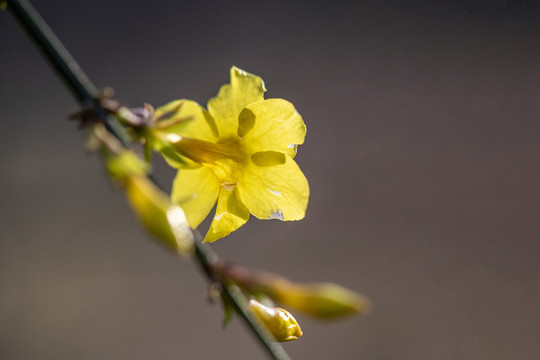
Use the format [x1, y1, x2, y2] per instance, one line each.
[171, 166, 220, 228]
[154, 99, 218, 142]
[207, 66, 266, 139]
[204, 187, 250, 243]
[238, 99, 306, 158]
[237, 155, 309, 221]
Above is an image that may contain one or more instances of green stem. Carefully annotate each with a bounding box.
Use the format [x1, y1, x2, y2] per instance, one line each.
[5, 0, 130, 146]
[5, 1, 291, 359]
[192, 232, 292, 360]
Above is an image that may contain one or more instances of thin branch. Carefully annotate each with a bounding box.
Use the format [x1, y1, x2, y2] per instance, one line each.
[5, 0, 130, 146]
[192, 232, 292, 360]
[5, 1, 291, 359]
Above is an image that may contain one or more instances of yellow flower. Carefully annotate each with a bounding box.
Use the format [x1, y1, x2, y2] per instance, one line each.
[154, 67, 309, 242]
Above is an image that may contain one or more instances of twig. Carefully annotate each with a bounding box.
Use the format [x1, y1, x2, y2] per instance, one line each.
[192, 232, 292, 360]
[5, 1, 291, 359]
[5, 0, 130, 145]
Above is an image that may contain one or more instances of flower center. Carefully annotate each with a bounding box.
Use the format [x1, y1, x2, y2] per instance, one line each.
[170, 136, 246, 186]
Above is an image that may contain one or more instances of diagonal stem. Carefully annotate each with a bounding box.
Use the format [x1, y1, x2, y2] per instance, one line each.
[191, 231, 292, 360]
[5, 0, 130, 146]
[5, 1, 291, 359]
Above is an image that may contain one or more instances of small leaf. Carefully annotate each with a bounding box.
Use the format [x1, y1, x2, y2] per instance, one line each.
[143, 137, 154, 163]
[222, 297, 235, 328]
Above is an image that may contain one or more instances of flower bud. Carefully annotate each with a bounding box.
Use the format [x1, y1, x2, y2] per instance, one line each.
[124, 174, 193, 254]
[248, 299, 303, 342]
[116, 103, 155, 127]
[105, 150, 193, 254]
[268, 281, 372, 320]
[213, 263, 372, 320]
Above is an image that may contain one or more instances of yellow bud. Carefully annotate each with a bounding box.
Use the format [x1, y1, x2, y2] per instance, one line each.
[105, 150, 148, 180]
[124, 173, 193, 255]
[103, 149, 193, 254]
[212, 263, 372, 320]
[269, 281, 372, 320]
[248, 299, 303, 342]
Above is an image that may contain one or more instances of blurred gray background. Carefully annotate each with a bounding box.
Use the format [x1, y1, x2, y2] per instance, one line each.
[1, 0, 540, 359]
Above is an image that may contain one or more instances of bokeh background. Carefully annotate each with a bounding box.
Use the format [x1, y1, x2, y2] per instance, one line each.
[1, 1, 540, 359]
